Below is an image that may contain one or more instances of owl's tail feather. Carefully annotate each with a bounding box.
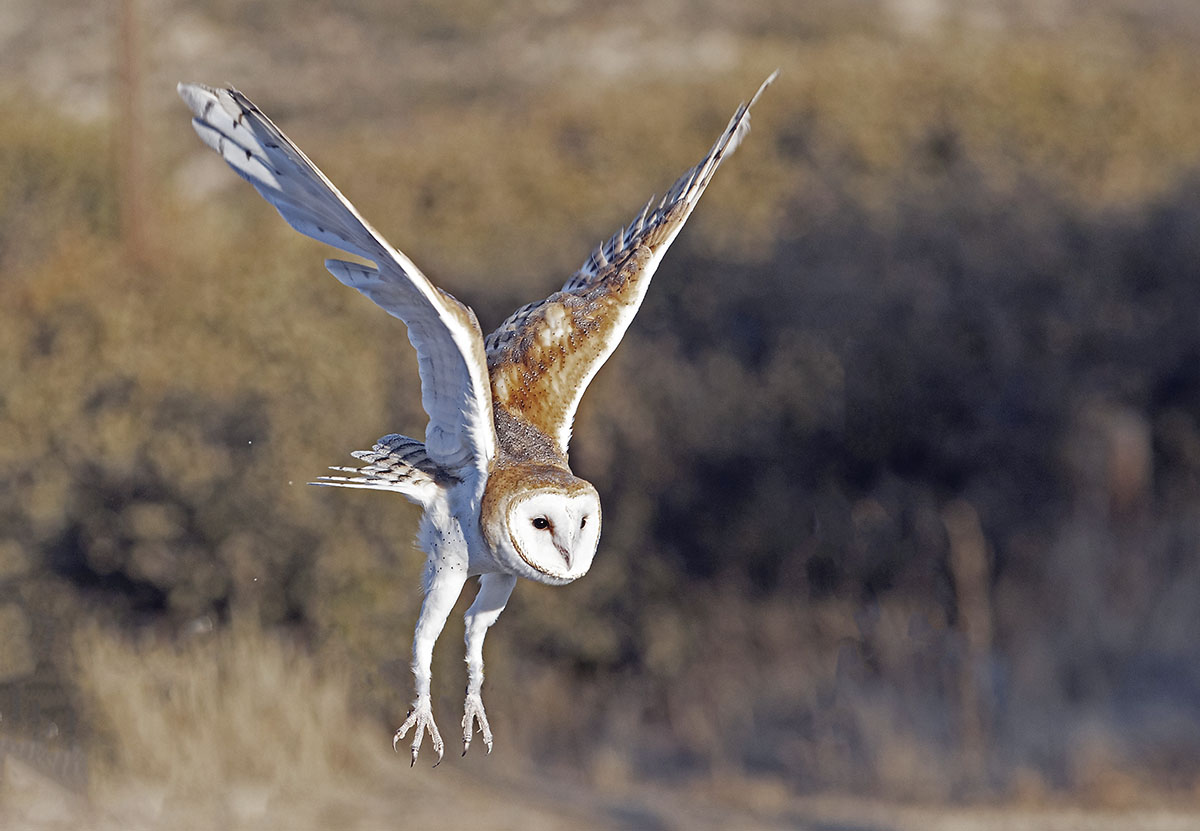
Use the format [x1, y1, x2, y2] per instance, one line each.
[310, 433, 448, 507]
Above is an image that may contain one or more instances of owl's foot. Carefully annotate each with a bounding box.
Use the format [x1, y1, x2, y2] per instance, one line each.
[394, 697, 444, 767]
[461, 692, 493, 757]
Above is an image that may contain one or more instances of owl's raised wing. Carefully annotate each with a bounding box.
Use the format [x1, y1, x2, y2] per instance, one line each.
[178, 84, 496, 482]
[485, 71, 777, 456]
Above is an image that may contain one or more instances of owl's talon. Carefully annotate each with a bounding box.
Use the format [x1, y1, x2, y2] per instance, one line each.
[462, 692, 494, 757]
[394, 699, 443, 767]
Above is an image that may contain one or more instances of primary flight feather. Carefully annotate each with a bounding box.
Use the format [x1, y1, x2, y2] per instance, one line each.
[178, 71, 777, 765]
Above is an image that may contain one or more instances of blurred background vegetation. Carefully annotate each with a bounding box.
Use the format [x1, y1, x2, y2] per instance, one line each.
[3, 0, 1200, 826]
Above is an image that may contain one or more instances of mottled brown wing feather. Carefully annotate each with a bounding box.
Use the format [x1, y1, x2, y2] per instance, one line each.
[487, 244, 654, 454]
[485, 71, 778, 455]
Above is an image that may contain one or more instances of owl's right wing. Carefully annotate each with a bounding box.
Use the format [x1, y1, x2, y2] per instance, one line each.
[178, 84, 496, 482]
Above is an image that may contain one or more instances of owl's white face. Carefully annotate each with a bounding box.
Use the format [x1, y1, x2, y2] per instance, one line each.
[501, 487, 601, 585]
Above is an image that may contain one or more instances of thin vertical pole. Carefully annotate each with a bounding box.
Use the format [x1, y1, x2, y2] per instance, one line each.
[116, 0, 148, 265]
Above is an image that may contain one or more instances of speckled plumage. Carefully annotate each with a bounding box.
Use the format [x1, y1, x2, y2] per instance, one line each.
[179, 70, 776, 765]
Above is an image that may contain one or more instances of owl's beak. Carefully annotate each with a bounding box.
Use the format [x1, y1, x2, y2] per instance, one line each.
[554, 540, 572, 570]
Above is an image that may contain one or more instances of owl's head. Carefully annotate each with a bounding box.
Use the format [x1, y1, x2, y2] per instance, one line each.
[483, 466, 601, 585]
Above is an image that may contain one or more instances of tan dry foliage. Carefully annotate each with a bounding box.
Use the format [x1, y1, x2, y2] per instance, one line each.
[74, 618, 374, 791]
[63, 620, 620, 831]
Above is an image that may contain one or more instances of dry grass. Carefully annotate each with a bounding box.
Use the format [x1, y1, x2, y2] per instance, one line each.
[0, 620, 625, 831]
[6, 620, 1200, 830]
[0, 621, 879, 830]
[74, 618, 372, 792]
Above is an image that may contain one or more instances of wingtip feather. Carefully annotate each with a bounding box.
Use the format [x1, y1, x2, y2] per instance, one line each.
[750, 69, 781, 109]
[177, 82, 223, 121]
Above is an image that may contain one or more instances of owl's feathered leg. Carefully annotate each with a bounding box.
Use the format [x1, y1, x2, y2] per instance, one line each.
[394, 556, 468, 766]
[461, 573, 517, 756]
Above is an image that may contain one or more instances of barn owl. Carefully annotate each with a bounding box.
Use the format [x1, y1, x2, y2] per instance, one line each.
[178, 71, 776, 765]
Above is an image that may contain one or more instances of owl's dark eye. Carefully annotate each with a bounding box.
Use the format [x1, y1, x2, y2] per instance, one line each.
[580, 517, 588, 528]
[532, 517, 550, 530]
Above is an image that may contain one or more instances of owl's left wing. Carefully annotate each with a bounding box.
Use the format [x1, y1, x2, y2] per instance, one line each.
[485, 71, 777, 455]
[178, 83, 496, 482]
